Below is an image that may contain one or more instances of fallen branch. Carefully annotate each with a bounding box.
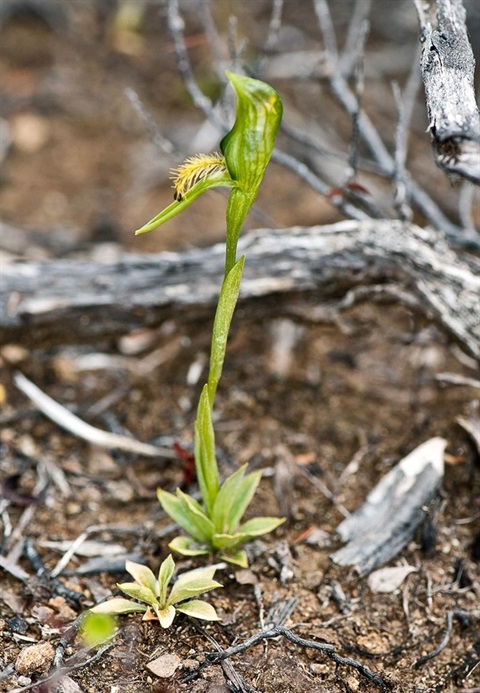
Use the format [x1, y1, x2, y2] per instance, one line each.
[414, 0, 480, 184]
[13, 372, 176, 459]
[201, 625, 392, 691]
[1, 221, 479, 359]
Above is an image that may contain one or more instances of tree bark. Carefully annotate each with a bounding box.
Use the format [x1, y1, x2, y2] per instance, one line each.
[1, 220, 479, 359]
[415, 0, 480, 184]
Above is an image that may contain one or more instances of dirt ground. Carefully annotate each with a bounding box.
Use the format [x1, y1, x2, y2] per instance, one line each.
[1, 2, 479, 692]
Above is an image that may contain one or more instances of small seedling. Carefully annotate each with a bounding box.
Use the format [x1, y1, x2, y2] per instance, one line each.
[89, 555, 222, 628]
[136, 72, 285, 567]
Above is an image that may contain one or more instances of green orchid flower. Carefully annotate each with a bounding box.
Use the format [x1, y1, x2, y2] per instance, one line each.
[135, 70, 282, 274]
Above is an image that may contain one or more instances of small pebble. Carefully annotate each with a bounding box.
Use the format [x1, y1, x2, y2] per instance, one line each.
[15, 642, 55, 675]
[146, 653, 180, 678]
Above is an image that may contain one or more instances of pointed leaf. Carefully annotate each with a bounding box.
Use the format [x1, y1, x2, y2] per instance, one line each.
[125, 560, 157, 597]
[135, 176, 234, 235]
[117, 581, 155, 605]
[175, 599, 220, 621]
[90, 598, 147, 615]
[224, 470, 263, 532]
[219, 549, 248, 568]
[211, 532, 246, 550]
[207, 256, 245, 403]
[239, 516, 285, 539]
[157, 604, 176, 629]
[168, 535, 210, 557]
[175, 564, 219, 587]
[157, 488, 209, 543]
[158, 554, 175, 606]
[212, 464, 247, 533]
[167, 577, 222, 606]
[194, 386, 220, 514]
[175, 488, 216, 539]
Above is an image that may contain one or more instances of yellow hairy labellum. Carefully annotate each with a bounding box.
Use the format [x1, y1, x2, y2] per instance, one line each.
[172, 153, 228, 201]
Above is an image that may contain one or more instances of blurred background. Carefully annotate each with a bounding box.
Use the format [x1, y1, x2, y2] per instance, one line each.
[0, 0, 479, 259]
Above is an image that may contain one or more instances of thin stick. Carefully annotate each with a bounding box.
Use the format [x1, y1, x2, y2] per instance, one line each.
[271, 149, 369, 220]
[196, 0, 226, 83]
[337, 0, 372, 79]
[208, 626, 391, 691]
[345, 19, 369, 183]
[125, 87, 176, 155]
[14, 372, 176, 459]
[167, 0, 224, 130]
[255, 0, 285, 76]
[312, 0, 338, 66]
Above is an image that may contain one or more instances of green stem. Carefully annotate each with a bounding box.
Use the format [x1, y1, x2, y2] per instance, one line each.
[224, 189, 255, 276]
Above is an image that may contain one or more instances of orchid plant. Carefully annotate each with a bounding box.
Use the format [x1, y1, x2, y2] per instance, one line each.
[137, 72, 284, 567]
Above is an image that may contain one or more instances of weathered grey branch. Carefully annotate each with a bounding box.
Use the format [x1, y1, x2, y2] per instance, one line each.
[415, 0, 480, 184]
[1, 220, 479, 359]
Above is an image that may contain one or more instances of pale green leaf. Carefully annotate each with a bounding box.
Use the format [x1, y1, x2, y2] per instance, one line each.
[239, 516, 285, 539]
[168, 535, 210, 557]
[175, 599, 220, 621]
[117, 581, 155, 605]
[167, 577, 222, 606]
[175, 564, 219, 587]
[207, 256, 245, 403]
[211, 532, 246, 550]
[125, 560, 157, 597]
[194, 386, 220, 514]
[211, 464, 247, 533]
[90, 598, 147, 615]
[157, 604, 176, 629]
[158, 554, 175, 606]
[224, 470, 262, 532]
[175, 488, 216, 540]
[219, 549, 248, 568]
[157, 488, 209, 543]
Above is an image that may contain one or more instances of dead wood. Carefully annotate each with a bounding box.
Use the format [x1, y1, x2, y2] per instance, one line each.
[1, 220, 479, 359]
[415, 0, 480, 184]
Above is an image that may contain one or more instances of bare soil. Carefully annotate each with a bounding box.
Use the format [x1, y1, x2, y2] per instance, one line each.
[1, 2, 479, 692]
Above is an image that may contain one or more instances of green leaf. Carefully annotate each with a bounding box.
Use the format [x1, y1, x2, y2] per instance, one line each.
[174, 564, 219, 586]
[194, 386, 220, 514]
[135, 175, 234, 235]
[239, 516, 285, 539]
[117, 581, 155, 605]
[219, 549, 248, 568]
[157, 488, 210, 543]
[157, 604, 176, 629]
[175, 488, 216, 539]
[175, 599, 220, 622]
[168, 576, 222, 606]
[158, 554, 175, 606]
[207, 256, 245, 403]
[168, 535, 210, 557]
[224, 470, 263, 533]
[211, 464, 247, 533]
[125, 560, 158, 597]
[211, 532, 246, 550]
[90, 598, 147, 615]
